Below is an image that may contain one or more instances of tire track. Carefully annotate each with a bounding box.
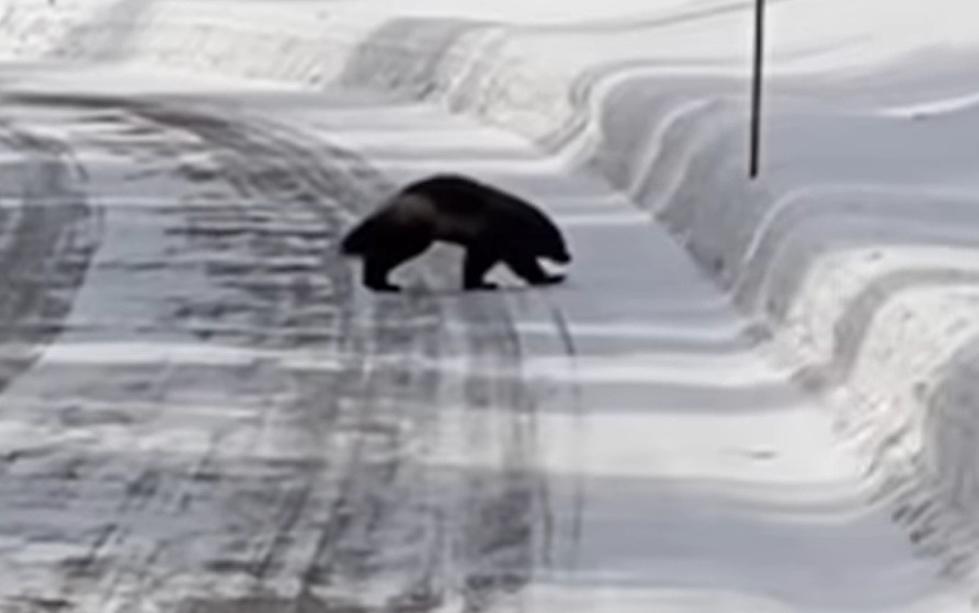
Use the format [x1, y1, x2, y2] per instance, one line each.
[0, 120, 102, 397]
[148, 105, 564, 611]
[0, 93, 575, 613]
[454, 295, 550, 613]
[0, 97, 370, 612]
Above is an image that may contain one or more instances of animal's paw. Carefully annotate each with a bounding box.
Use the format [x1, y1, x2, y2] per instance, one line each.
[367, 282, 402, 293]
[464, 281, 499, 291]
[532, 274, 565, 286]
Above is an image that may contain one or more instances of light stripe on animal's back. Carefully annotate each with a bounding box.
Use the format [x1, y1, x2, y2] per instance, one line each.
[403, 193, 484, 243]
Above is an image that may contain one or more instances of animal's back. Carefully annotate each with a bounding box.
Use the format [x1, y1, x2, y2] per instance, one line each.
[400, 175, 499, 242]
[404, 174, 551, 232]
[426, 176, 566, 254]
[339, 191, 439, 255]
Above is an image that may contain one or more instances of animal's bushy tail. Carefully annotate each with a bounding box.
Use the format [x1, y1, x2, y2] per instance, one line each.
[339, 214, 380, 255]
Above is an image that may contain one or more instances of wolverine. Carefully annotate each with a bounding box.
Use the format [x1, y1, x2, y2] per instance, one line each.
[340, 174, 572, 292]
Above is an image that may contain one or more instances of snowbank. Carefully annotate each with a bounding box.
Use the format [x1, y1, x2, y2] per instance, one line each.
[5, 0, 979, 577]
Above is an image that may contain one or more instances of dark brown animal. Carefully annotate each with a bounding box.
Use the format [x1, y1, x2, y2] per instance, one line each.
[341, 174, 571, 292]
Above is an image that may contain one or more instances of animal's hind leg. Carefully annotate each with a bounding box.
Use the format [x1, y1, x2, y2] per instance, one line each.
[362, 235, 433, 292]
[504, 252, 564, 286]
[463, 247, 500, 290]
[363, 256, 401, 292]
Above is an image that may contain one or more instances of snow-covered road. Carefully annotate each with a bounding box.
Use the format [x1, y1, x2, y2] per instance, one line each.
[0, 69, 970, 612]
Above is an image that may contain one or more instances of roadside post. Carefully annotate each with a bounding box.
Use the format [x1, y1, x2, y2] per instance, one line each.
[750, 0, 765, 178]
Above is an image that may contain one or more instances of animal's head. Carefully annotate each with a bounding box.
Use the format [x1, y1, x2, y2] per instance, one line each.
[503, 192, 572, 264]
[537, 224, 572, 264]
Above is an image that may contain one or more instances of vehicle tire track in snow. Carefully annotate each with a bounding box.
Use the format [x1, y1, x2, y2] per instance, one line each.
[0, 96, 383, 611]
[0, 121, 102, 396]
[0, 94, 570, 612]
[156, 109, 562, 612]
[453, 295, 554, 613]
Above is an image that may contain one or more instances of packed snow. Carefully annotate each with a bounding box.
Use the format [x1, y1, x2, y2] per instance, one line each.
[0, 0, 978, 611]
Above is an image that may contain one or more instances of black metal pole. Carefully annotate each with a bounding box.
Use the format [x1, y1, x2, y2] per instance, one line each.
[749, 0, 765, 179]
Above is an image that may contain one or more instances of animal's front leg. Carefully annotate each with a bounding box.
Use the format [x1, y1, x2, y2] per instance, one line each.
[361, 234, 434, 293]
[463, 247, 500, 290]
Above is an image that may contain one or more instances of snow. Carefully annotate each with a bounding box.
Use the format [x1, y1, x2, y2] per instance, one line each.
[0, 0, 978, 611]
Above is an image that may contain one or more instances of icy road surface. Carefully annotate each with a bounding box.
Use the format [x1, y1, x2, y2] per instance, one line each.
[0, 70, 970, 612]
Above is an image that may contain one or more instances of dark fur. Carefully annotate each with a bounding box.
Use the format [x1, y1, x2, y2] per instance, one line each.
[341, 174, 571, 292]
